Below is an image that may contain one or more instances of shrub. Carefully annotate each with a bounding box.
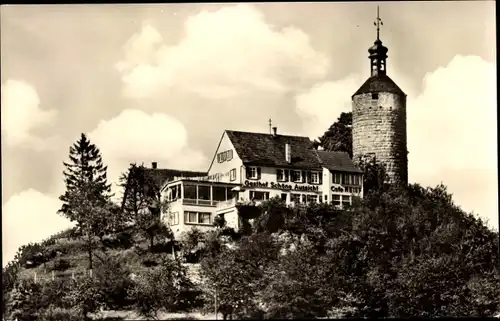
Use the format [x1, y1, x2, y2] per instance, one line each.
[128, 257, 198, 320]
[150, 240, 180, 254]
[102, 231, 134, 250]
[92, 256, 135, 310]
[213, 215, 227, 229]
[38, 305, 83, 321]
[52, 258, 72, 271]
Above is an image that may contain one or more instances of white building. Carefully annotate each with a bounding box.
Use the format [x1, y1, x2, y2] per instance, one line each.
[158, 128, 363, 238]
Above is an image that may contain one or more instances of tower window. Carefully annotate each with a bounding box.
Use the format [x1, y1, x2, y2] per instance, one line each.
[372, 93, 379, 100]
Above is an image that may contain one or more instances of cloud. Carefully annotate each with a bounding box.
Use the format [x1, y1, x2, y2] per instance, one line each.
[407, 55, 497, 230]
[297, 55, 497, 230]
[116, 4, 329, 99]
[88, 109, 207, 200]
[295, 74, 365, 138]
[1, 80, 59, 150]
[2, 189, 74, 267]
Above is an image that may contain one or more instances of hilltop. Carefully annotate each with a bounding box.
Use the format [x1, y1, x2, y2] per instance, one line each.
[3, 182, 500, 321]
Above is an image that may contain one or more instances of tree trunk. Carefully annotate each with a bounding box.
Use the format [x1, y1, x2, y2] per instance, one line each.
[150, 235, 154, 250]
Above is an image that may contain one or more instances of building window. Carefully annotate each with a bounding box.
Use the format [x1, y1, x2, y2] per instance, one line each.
[250, 191, 269, 201]
[342, 195, 351, 208]
[199, 213, 211, 224]
[230, 168, 237, 181]
[324, 195, 328, 202]
[333, 172, 342, 184]
[291, 193, 301, 204]
[184, 211, 212, 225]
[217, 150, 233, 163]
[247, 167, 260, 180]
[198, 185, 210, 200]
[306, 195, 318, 203]
[332, 195, 341, 207]
[277, 169, 285, 182]
[184, 184, 196, 199]
[291, 170, 302, 183]
[169, 212, 179, 225]
[213, 186, 227, 201]
[310, 172, 320, 184]
[372, 93, 379, 100]
[281, 193, 288, 202]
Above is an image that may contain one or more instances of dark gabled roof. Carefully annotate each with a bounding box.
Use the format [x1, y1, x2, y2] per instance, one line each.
[226, 130, 322, 169]
[144, 168, 207, 188]
[352, 74, 406, 97]
[316, 150, 363, 173]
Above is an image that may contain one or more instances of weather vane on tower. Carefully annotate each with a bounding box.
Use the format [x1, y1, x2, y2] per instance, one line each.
[374, 6, 383, 40]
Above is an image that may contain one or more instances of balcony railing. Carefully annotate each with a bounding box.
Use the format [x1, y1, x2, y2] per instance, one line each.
[215, 198, 237, 209]
[182, 199, 217, 206]
[178, 198, 239, 207]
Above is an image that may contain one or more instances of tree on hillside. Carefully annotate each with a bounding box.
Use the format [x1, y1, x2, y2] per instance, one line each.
[317, 184, 500, 318]
[201, 232, 280, 319]
[128, 257, 196, 320]
[201, 188, 499, 319]
[58, 133, 113, 269]
[120, 163, 173, 249]
[316, 112, 353, 157]
[119, 163, 150, 223]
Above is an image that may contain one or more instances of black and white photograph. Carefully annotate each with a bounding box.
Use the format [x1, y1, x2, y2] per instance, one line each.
[1, 2, 498, 320]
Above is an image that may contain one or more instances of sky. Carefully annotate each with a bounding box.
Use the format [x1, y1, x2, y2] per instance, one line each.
[1, 2, 497, 266]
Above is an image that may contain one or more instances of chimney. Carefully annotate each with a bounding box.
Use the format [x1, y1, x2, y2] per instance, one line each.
[152, 162, 157, 169]
[285, 143, 291, 163]
[272, 127, 277, 136]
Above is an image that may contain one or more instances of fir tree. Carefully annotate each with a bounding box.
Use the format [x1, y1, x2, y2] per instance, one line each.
[58, 133, 112, 269]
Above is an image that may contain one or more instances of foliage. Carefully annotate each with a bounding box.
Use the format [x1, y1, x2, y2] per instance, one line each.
[199, 184, 499, 319]
[180, 228, 206, 262]
[259, 242, 331, 319]
[38, 305, 84, 321]
[90, 255, 135, 310]
[102, 231, 134, 250]
[318, 185, 499, 318]
[316, 112, 353, 157]
[52, 258, 72, 271]
[13, 241, 58, 269]
[355, 154, 389, 195]
[6, 279, 43, 321]
[127, 257, 197, 320]
[120, 163, 172, 250]
[213, 214, 227, 229]
[200, 232, 281, 318]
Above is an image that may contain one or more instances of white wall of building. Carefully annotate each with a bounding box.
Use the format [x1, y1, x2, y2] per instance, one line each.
[207, 132, 244, 184]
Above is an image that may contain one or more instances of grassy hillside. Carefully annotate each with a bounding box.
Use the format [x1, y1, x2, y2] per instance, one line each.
[4, 225, 211, 321]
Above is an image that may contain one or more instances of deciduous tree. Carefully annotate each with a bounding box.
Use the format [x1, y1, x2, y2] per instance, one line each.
[316, 112, 353, 157]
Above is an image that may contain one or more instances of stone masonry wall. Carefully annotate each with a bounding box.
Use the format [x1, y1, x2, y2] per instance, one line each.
[352, 92, 408, 186]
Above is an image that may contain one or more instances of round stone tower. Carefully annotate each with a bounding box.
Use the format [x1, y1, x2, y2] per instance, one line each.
[351, 10, 408, 186]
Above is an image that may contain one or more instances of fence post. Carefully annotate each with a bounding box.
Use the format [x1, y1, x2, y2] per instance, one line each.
[72, 272, 75, 280]
[52, 271, 55, 281]
[33, 272, 37, 284]
[89, 269, 92, 278]
[214, 287, 218, 320]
